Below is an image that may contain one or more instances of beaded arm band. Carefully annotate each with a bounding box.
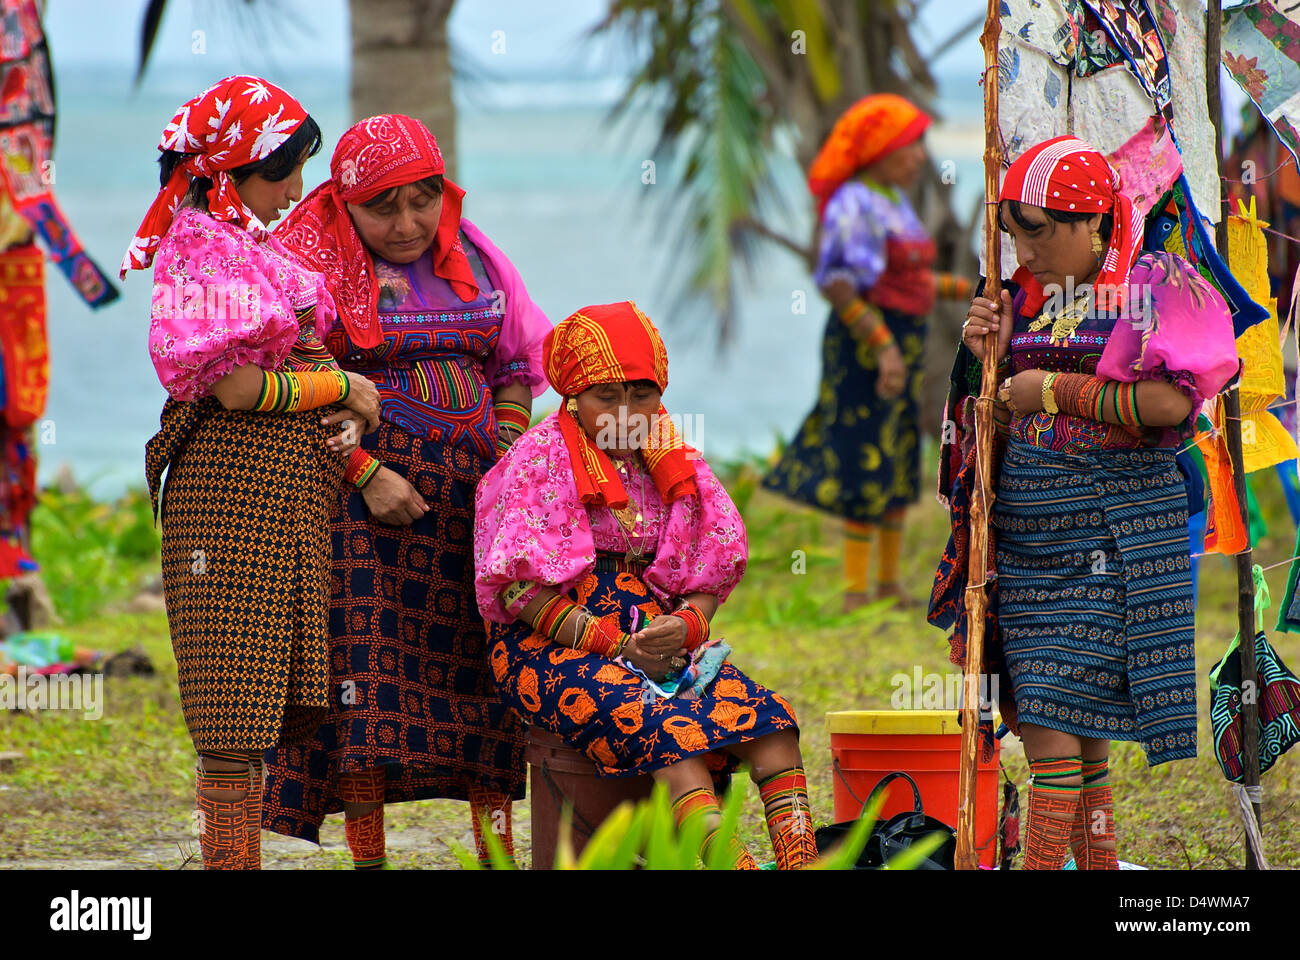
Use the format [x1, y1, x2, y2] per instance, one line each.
[254, 369, 350, 413]
[528, 593, 629, 658]
[345, 448, 381, 489]
[672, 599, 711, 652]
[1050, 373, 1144, 430]
[493, 400, 531, 456]
[840, 297, 895, 349]
[935, 273, 973, 301]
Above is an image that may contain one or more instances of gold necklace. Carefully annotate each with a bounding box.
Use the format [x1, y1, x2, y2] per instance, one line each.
[610, 457, 647, 563]
[1028, 285, 1092, 346]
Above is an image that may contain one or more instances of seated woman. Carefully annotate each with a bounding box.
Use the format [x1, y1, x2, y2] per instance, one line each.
[473, 300, 816, 869]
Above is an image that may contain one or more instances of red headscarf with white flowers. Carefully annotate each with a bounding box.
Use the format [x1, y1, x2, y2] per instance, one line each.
[121, 75, 309, 278]
[998, 135, 1145, 316]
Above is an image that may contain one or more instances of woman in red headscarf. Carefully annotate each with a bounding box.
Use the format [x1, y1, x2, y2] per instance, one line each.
[260, 115, 550, 869]
[474, 301, 816, 870]
[933, 136, 1237, 869]
[764, 93, 970, 611]
[130, 76, 381, 870]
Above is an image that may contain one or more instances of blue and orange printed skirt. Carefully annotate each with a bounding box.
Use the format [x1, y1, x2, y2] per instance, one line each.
[992, 440, 1197, 764]
[489, 554, 799, 778]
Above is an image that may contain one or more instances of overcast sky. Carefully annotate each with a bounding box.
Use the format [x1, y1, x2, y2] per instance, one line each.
[43, 0, 982, 78]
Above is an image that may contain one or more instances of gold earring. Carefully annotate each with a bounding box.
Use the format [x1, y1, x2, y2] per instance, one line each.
[1091, 231, 1104, 257]
[566, 397, 578, 416]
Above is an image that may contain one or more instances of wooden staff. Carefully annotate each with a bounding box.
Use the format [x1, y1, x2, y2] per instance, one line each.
[955, 0, 1003, 872]
[1206, 0, 1263, 870]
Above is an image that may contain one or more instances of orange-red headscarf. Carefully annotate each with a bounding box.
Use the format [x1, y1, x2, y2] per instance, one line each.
[807, 93, 929, 217]
[277, 114, 478, 348]
[543, 301, 697, 508]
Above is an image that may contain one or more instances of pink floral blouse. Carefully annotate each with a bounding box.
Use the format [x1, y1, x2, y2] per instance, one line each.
[148, 206, 338, 400]
[474, 412, 748, 623]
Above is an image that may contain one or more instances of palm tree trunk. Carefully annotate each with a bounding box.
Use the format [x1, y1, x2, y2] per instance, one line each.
[348, 0, 458, 175]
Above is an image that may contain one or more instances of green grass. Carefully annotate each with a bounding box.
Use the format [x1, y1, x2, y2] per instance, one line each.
[1, 461, 1297, 869]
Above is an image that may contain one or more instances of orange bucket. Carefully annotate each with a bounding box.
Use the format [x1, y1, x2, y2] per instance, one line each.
[827, 710, 1001, 868]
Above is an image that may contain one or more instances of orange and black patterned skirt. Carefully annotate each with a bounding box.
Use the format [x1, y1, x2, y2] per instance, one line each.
[146, 396, 346, 753]
[488, 556, 799, 779]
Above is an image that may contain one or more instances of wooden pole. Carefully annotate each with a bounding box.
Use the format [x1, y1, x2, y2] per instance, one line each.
[1206, 0, 1262, 869]
[955, 0, 1003, 872]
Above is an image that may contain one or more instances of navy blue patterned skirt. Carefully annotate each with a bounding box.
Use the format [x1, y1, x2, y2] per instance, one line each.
[262, 424, 526, 843]
[992, 440, 1196, 764]
[762, 306, 926, 522]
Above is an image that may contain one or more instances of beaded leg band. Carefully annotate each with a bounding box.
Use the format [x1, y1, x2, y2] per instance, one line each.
[196, 750, 252, 870]
[340, 768, 387, 870]
[1070, 758, 1117, 870]
[672, 787, 759, 870]
[758, 768, 818, 869]
[1023, 756, 1081, 871]
[468, 785, 516, 867]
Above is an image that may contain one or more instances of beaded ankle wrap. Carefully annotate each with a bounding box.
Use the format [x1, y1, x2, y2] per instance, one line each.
[1023, 756, 1082, 870]
[340, 768, 387, 870]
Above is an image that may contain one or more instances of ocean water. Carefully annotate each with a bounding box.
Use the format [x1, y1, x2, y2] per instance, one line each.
[43, 65, 984, 498]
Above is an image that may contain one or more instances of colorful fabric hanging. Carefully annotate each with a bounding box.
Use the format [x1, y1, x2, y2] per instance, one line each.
[1144, 175, 1271, 335]
[1210, 565, 1300, 778]
[1195, 412, 1249, 556]
[0, 0, 116, 308]
[1227, 197, 1299, 472]
[0, 242, 46, 428]
[1081, 0, 1175, 127]
[1223, 0, 1300, 164]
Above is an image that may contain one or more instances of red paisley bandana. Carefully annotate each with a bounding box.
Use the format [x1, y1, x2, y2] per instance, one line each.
[122, 75, 308, 277]
[999, 136, 1144, 316]
[276, 114, 478, 349]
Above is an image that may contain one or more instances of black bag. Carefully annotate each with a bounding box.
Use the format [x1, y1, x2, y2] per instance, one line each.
[814, 769, 957, 870]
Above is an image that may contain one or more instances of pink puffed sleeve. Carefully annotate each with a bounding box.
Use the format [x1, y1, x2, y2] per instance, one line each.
[1098, 252, 1238, 408]
[148, 209, 302, 401]
[461, 218, 551, 397]
[644, 455, 748, 604]
[473, 413, 596, 622]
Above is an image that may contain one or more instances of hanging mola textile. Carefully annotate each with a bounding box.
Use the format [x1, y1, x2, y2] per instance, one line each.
[989, 0, 1257, 333]
[1223, 0, 1300, 165]
[0, 0, 117, 308]
[1226, 196, 1298, 471]
[1210, 565, 1300, 780]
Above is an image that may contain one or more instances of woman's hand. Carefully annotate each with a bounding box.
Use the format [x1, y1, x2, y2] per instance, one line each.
[962, 289, 1014, 364]
[342, 372, 382, 433]
[360, 465, 429, 525]
[620, 638, 673, 682]
[320, 408, 361, 455]
[822, 275, 857, 312]
[632, 615, 688, 659]
[999, 369, 1049, 418]
[876, 342, 906, 399]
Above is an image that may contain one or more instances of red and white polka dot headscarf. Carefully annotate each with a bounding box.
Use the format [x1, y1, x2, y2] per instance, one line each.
[999, 136, 1144, 315]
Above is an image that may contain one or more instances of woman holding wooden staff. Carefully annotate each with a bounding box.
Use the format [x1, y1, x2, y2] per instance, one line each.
[939, 136, 1238, 869]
